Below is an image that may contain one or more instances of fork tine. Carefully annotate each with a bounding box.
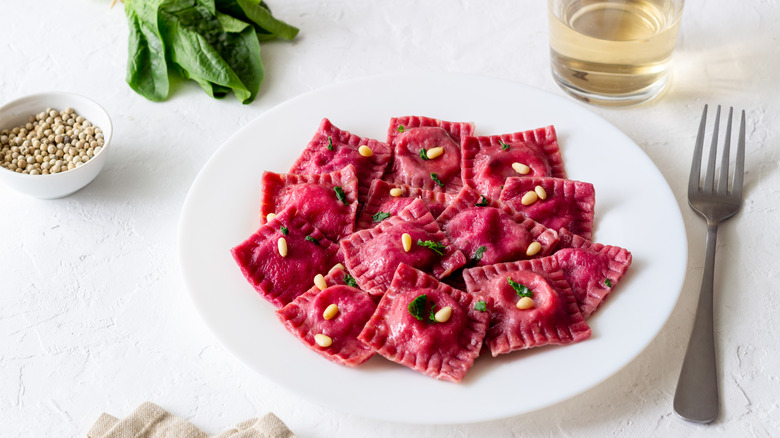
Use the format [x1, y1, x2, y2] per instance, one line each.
[717, 107, 733, 195]
[732, 110, 746, 197]
[703, 105, 721, 192]
[689, 105, 708, 195]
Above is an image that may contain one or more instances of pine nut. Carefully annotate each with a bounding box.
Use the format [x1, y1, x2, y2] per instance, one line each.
[328, 263, 345, 274]
[512, 162, 530, 175]
[323, 303, 339, 320]
[516, 296, 534, 310]
[314, 274, 327, 291]
[521, 191, 538, 206]
[266, 212, 276, 221]
[314, 334, 332, 347]
[358, 145, 373, 157]
[534, 185, 547, 200]
[526, 241, 542, 256]
[434, 306, 452, 323]
[277, 237, 288, 257]
[426, 146, 444, 159]
[390, 187, 403, 197]
[402, 233, 412, 252]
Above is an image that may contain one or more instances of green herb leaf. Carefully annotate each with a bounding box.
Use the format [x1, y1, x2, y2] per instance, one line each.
[605, 278, 612, 288]
[474, 300, 487, 312]
[334, 186, 346, 203]
[499, 140, 510, 151]
[507, 277, 533, 297]
[408, 294, 427, 321]
[305, 235, 319, 245]
[431, 172, 445, 188]
[417, 239, 446, 256]
[327, 136, 334, 151]
[344, 273, 358, 288]
[397, 125, 405, 132]
[471, 246, 487, 264]
[475, 195, 489, 207]
[419, 148, 429, 160]
[372, 211, 391, 223]
[280, 225, 288, 235]
[428, 303, 438, 323]
[125, 0, 298, 104]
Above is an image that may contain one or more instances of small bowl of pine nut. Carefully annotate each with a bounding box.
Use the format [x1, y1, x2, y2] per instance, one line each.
[0, 92, 113, 199]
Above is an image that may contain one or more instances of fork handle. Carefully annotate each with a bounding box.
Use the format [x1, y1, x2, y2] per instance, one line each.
[673, 223, 720, 423]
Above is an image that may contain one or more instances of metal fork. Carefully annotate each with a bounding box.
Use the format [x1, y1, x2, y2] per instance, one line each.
[673, 105, 746, 423]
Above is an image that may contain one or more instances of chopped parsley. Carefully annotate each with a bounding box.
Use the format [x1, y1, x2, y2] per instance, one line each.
[471, 246, 487, 264]
[327, 136, 334, 151]
[397, 125, 405, 132]
[280, 225, 288, 235]
[407, 294, 440, 323]
[430, 172, 445, 188]
[605, 278, 613, 288]
[475, 195, 489, 207]
[416, 239, 446, 256]
[344, 273, 358, 288]
[428, 304, 438, 323]
[334, 186, 347, 203]
[499, 139, 510, 151]
[419, 148, 429, 160]
[507, 277, 532, 297]
[305, 235, 319, 245]
[408, 294, 428, 321]
[372, 211, 391, 223]
[474, 300, 487, 312]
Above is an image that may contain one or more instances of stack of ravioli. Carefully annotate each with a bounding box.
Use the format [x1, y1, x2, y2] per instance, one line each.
[231, 116, 632, 383]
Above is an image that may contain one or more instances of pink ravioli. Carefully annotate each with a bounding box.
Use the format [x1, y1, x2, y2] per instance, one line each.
[437, 187, 559, 266]
[384, 116, 475, 193]
[356, 179, 453, 230]
[289, 118, 392, 203]
[553, 229, 633, 319]
[277, 265, 377, 367]
[463, 257, 590, 356]
[340, 198, 467, 296]
[500, 176, 595, 240]
[231, 207, 340, 308]
[462, 126, 566, 199]
[358, 263, 491, 383]
[260, 165, 359, 242]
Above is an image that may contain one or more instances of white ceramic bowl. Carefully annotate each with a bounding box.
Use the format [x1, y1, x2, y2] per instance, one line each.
[0, 92, 113, 199]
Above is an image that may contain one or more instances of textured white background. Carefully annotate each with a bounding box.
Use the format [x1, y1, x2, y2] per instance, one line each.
[1, 0, 778, 437]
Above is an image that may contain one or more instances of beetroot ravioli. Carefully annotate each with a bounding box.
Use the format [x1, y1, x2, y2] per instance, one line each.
[356, 179, 453, 230]
[383, 116, 475, 194]
[290, 118, 392, 203]
[260, 165, 359, 242]
[463, 257, 591, 357]
[358, 264, 492, 383]
[553, 229, 633, 319]
[462, 126, 566, 199]
[228, 115, 634, 383]
[437, 187, 559, 266]
[500, 176, 595, 240]
[231, 207, 340, 308]
[341, 198, 467, 295]
[277, 265, 377, 367]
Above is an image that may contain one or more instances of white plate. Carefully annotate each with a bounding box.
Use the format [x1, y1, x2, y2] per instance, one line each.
[178, 72, 686, 424]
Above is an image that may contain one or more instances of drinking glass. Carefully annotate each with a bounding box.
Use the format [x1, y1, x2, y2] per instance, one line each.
[548, 0, 684, 106]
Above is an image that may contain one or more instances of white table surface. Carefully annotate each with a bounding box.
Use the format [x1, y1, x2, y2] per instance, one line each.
[1, 1, 778, 437]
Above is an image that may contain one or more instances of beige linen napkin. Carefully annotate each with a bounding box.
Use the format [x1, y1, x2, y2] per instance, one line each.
[88, 402, 296, 438]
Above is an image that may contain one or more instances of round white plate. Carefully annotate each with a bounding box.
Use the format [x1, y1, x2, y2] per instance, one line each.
[178, 72, 686, 424]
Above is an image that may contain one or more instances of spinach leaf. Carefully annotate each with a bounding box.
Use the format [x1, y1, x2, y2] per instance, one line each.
[124, 0, 297, 104]
[125, 0, 169, 101]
